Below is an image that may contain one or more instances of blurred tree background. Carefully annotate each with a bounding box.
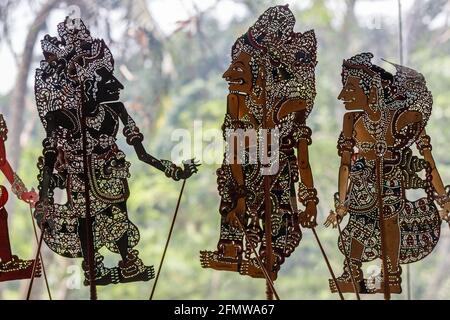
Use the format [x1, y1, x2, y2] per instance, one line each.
[0, 0, 449, 300]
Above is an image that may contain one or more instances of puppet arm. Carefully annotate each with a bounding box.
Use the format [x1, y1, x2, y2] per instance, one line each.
[0, 126, 37, 205]
[324, 112, 355, 228]
[108, 101, 199, 180]
[34, 111, 71, 227]
[221, 94, 246, 227]
[279, 100, 318, 229]
[416, 129, 450, 221]
[297, 134, 318, 229]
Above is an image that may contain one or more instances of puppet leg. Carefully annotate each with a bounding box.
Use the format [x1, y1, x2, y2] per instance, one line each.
[330, 237, 365, 293]
[240, 205, 296, 280]
[239, 214, 266, 279]
[200, 201, 244, 273]
[376, 213, 402, 294]
[117, 248, 155, 283]
[0, 206, 13, 262]
[0, 206, 38, 281]
[112, 202, 154, 284]
[79, 217, 120, 286]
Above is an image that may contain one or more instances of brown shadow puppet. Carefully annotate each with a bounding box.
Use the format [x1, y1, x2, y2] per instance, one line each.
[324, 53, 449, 299]
[0, 114, 40, 282]
[33, 18, 199, 288]
[200, 5, 318, 292]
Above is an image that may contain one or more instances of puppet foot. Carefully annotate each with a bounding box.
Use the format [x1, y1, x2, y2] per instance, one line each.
[330, 259, 364, 293]
[239, 258, 278, 281]
[0, 256, 41, 282]
[118, 250, 155, 283]
[329, 278, 366, 293]
[375, 267, 402, 294]
[376, 282, 402, 294]
[82, 255, 120, 286]
[199, 250, 240, 272]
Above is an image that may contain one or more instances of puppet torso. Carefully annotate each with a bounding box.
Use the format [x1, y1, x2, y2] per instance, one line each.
[339, 110, 440, 264]
[52, 105, 131, 218]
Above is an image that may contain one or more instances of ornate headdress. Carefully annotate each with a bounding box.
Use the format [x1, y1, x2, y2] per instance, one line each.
[231, 5, 317, 117]
[35, 17, 114, 128]
[342, 52, 433, 143]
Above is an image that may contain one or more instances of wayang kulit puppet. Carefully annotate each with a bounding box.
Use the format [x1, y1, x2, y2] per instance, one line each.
[33, 18, 199, 289]
[200, 5, 318, 294]
[325, 53, 450, 299]
[0, 114, 40, 282]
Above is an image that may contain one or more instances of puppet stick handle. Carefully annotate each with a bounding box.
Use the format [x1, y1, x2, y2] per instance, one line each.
[397, 1, 411, 299]
[79, 88, 97, 300]
[263, 174, 274, 301]
[311, 227, 345, 300]
[266, 282, 273, 301]
[336, 222, 361, 300]
[29, 205, 52, 300]
[149, 179, 186, 300]
[290, 188, 343, 300]
[376, 157, 391, 300]
[26, 227, 45, 300]
[235, 218, 280, 300]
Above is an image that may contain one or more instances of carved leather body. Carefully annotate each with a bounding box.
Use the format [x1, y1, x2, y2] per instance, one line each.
[337, 110, 441, 264]
[215, 93, 313, 275]
[0, 116, 39, 281]
[39, 104, 141, 258]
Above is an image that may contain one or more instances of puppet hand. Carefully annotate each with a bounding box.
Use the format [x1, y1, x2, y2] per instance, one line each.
[226, 198, 246, 228]
[180, 158, 201, 179]
[21, 188, 38, 207]
[34, 198, 54, 231]
[299, 202, 317, 229]
[324, 210, 342, 229]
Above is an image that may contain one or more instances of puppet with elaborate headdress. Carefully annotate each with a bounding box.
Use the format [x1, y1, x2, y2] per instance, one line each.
[0, 115, 40, 282]
[200, 5, 318, 281]
[34, 17, 199, 286]
[325, 52, 449, 297]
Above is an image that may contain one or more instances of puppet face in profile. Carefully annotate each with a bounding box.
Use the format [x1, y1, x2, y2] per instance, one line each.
[223, 51, 253, 95]
[88, 67, 124, 104]
[338, 75, 369, 111]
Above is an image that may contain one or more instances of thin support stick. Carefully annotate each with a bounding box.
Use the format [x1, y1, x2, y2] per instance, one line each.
[406, 265, 411, 300]
[80, 101, 97, 300]
[398, 0, 411, 301]
[336, 222, 361, 300]
[290, 189, 344, 300]
[263, 173, 274, 301]
[312, 227, 344, 300]
[398, 0, 404, 66]
[376, 157, 391, 300]
[235, 218, 280, 300]
[150, 179, 186, 300]
[29, 205, 52, 300]
[26, 228, 45, 300]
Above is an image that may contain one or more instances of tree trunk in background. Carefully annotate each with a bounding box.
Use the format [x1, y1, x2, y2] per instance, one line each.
[405, 0, 447, 57]
[9, 0, 61, 168]
[125, 0, 167, 128]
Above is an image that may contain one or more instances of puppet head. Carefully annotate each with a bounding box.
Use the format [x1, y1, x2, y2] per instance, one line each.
[223, 5, 317, 121]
